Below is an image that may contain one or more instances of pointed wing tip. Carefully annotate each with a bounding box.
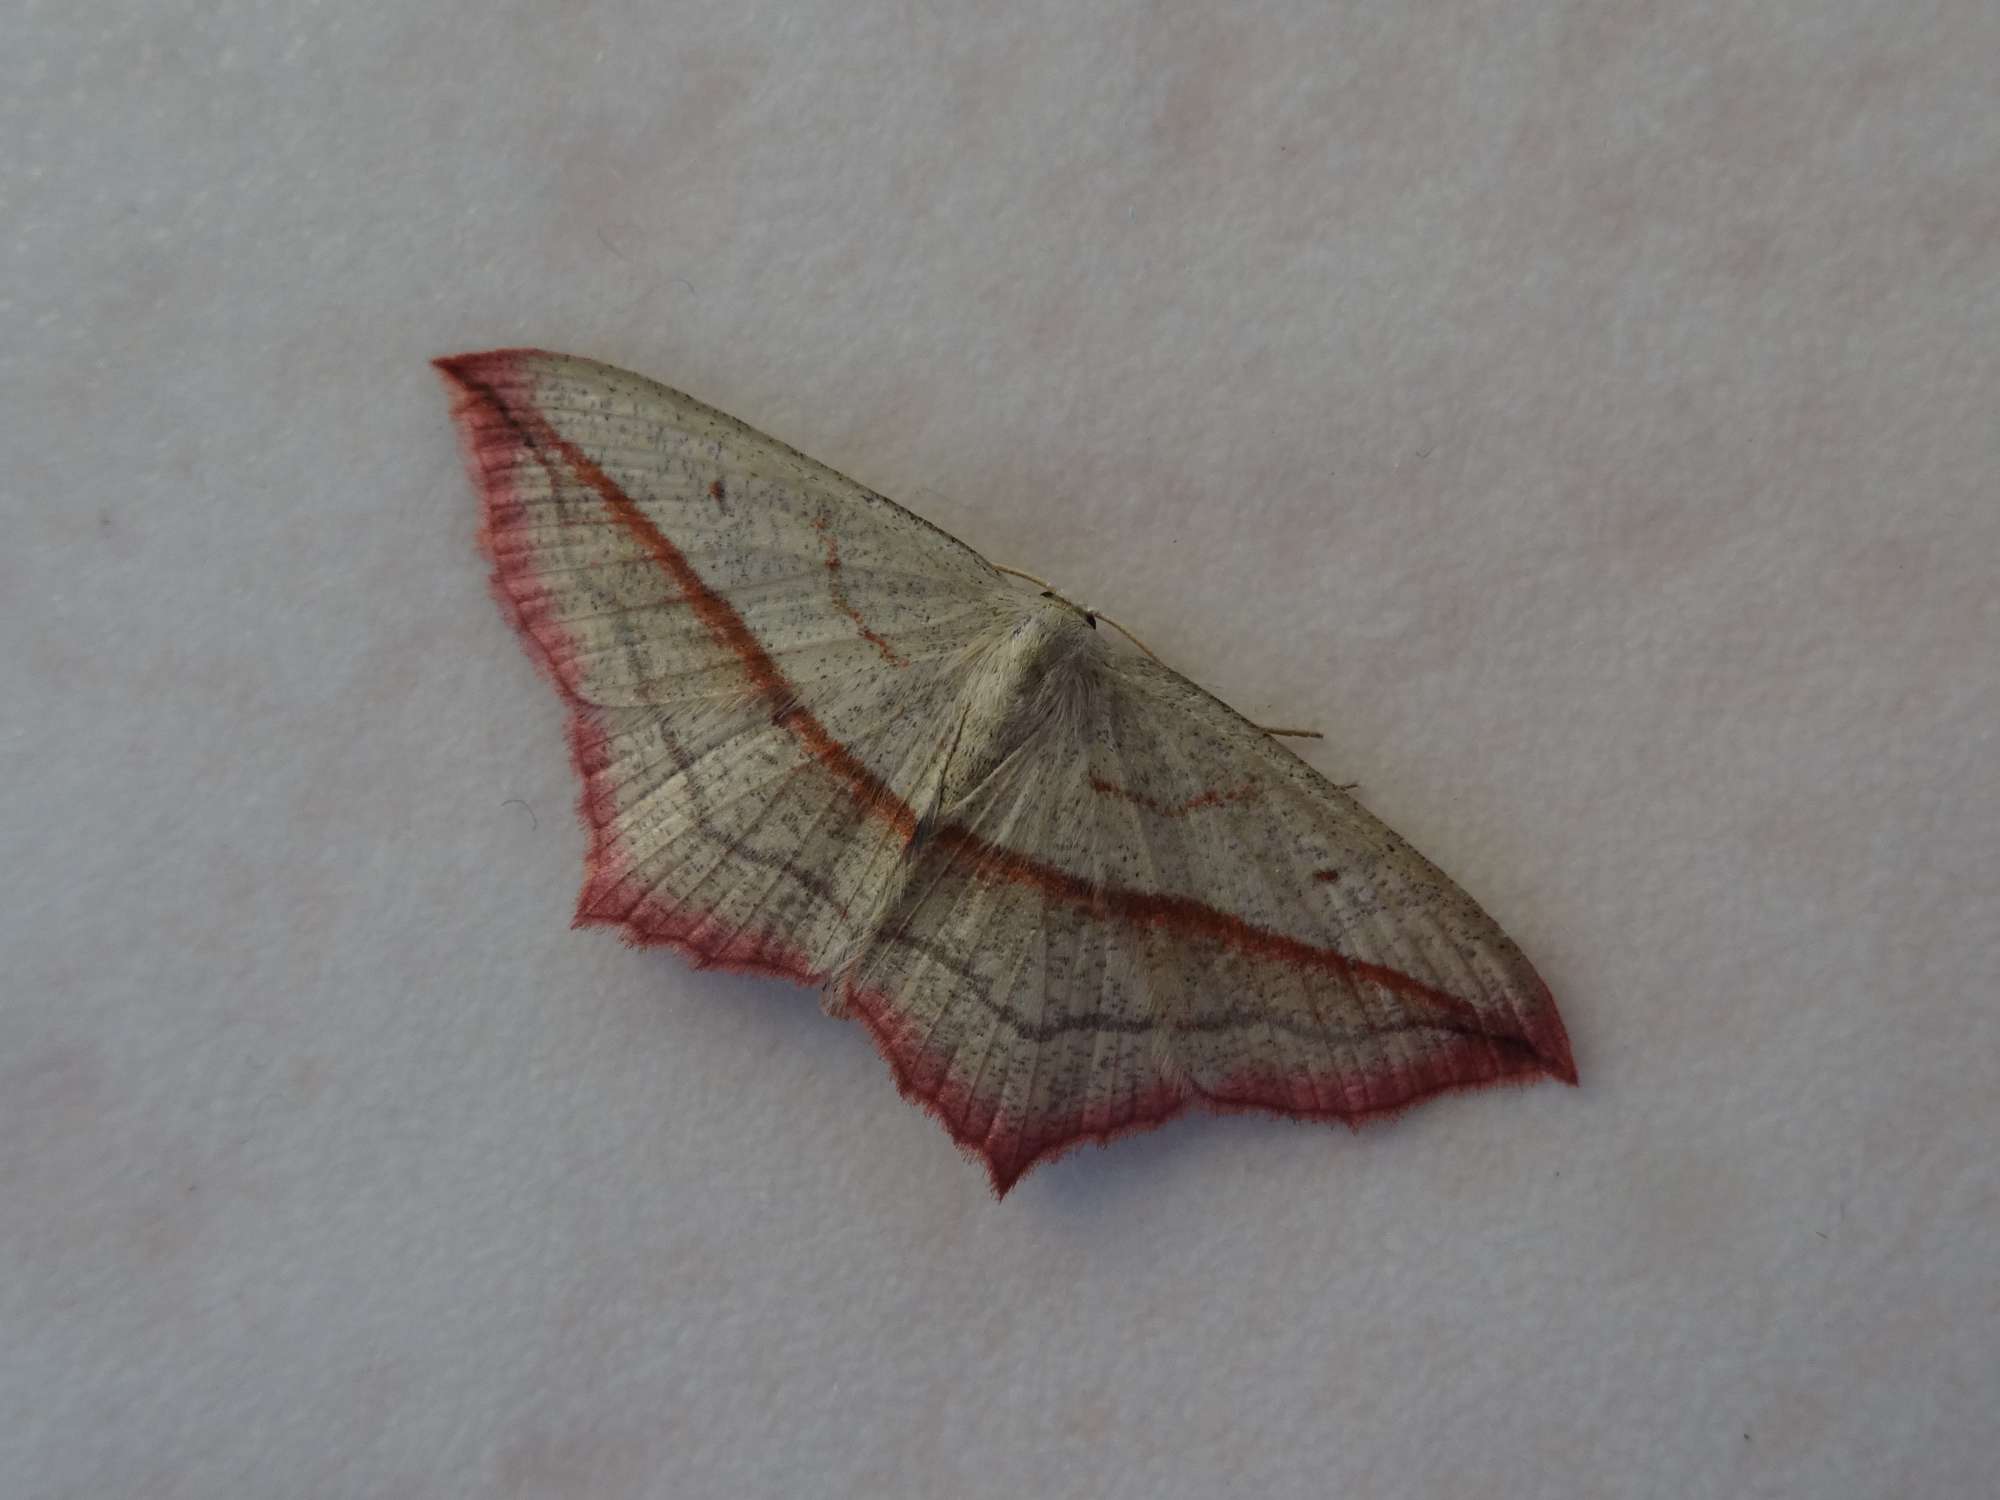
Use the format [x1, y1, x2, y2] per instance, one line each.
[977, 1096, 1195, 1199]
[984, 1161, 1024, 1199]
[974, 1142, 1096, 1199]
[432, 348, 563, 393]
[431, 350, 494, 387]
[432, 353, 526, 427]
[1524, 999, 1580, 1087]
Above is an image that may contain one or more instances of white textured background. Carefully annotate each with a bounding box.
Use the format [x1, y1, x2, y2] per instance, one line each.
[5, 3, 1996, 1496]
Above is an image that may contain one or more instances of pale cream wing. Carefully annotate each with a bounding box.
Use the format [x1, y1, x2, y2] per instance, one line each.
[842, 649, 1573, 1194]
[436, 348, 1012, 708]
[569, 666, 970, 981]
[436, 349, 1011, 975]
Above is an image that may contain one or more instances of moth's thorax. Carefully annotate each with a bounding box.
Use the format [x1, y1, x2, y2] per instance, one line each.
[994, 595, 1098, 677]
[933, 597, 1101, 805]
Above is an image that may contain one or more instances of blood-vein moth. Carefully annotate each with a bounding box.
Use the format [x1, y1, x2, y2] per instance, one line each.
[435, 349, 1576, 1195]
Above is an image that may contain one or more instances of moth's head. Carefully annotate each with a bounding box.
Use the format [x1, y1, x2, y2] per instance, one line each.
[1038, 589, 1097, 630]
[1003, 591, 1100, 680]
[993, 591, 1102, 715]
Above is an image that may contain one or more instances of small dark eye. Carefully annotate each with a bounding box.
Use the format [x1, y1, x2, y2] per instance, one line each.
[1039, 590, 1056, 598]
[1084, 612, 1097, 628]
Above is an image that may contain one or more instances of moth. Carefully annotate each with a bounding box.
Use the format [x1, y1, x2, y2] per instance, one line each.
[436, 350, 1575, 1194]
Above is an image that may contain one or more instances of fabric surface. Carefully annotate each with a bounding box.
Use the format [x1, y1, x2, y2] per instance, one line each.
[4, 3, 1994, 1496]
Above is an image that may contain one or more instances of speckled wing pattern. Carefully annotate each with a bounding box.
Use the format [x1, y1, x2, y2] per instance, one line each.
[437, 349, 1575, 1194]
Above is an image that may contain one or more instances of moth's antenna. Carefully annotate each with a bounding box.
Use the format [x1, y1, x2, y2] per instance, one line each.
[1087, 608, 1163, 665]
[992, 562, 1059, 591]
[993, 564, 1162, 660]
[992, 563, 1323, 739]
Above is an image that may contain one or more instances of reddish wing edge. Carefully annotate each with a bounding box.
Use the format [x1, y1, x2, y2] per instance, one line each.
[436, 349, 1577, 1196]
